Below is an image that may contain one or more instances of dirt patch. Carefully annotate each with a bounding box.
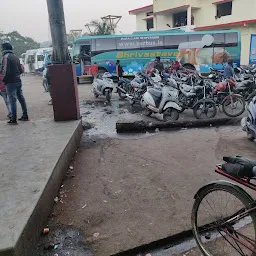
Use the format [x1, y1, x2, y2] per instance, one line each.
[34, 126, 256, 256]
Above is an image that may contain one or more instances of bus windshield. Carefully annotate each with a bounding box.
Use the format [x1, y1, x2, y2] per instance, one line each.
[73, 30, 240, 76]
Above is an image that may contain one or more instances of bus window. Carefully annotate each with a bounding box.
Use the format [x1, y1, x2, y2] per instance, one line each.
[116, 37, 140, 50]
[164, 35, 188, 49]
[212, 33, 225, 47]
[37, 55, 44, 62]
[95, 38, 116, 52]
[225, 32, 238, 47]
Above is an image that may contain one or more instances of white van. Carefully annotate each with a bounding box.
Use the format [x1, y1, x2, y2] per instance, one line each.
[24, 48, 51, 73]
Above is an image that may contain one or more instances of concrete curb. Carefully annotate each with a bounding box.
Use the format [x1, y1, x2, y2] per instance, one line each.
[113, 229, 193, 256]
[116, 117, 240, 133]
[7, 120, 83, 256]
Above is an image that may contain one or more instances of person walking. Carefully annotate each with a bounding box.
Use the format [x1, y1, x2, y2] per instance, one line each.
[0, 73, 11, 118]
[116, 60, 123, 80]
[90, 62, 98, 78]
[224, 58, 235, 79]
[1, 43, 29, 125]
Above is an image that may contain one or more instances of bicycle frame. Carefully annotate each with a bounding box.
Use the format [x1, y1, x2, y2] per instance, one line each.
[214, 166, 256, 254]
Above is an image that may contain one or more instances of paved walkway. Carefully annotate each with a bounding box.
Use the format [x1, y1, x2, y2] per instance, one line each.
[0, 75, 84, 255]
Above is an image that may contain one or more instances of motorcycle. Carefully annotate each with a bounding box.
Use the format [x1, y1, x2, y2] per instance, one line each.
[92, 72, 114, 102]
[141, 79, 182, 122]
[178, 75, 217, 119]
[241, 96, 256, 141]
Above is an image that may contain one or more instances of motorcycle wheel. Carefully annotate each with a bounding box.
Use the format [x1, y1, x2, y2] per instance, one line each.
[144, 109, 152, 116]
[193, 101, 217, 119]
[222, 95, 245, 117]
[118, 88, 126, 100]
[105, 90, 112, 102]
[247, 132, 255, 141]
[163, 108, 179, 122]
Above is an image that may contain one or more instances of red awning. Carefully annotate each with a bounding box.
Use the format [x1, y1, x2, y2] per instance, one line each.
[195, 19, 256, 30]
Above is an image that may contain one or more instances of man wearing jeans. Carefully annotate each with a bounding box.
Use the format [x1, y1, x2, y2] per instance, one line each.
[1, 43, 29, 125]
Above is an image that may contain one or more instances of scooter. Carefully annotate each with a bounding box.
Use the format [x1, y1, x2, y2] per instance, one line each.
[141, 80, 182, 122]
[241, 96, 256, 141]
[92, 72, 114, 102]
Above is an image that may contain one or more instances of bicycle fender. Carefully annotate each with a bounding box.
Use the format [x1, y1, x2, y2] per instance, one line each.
[193, 180, 254, 202]
[163, 102, 182, 111]
[223, 94, 243, 102]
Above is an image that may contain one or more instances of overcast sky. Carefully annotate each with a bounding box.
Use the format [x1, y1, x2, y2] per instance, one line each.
[0, 0, 152, 42]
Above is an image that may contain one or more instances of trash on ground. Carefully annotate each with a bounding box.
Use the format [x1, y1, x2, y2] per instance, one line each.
[155, 128, 160, 132]
[42, 227, 50, 235]
[44, 243, 55, 250]
[69, 166, 74, 170]
[93, 232, 100, 238]
[82, 204, 87, 209]
[54, 197, 59, 203]
[103, 200, 108, 203]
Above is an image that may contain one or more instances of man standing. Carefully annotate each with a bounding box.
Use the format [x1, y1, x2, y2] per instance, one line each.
[1, 43, 29, 125]
[224, 58, 235, 79]
[154, 56, 164, 73]
[116, 60, 123, 80]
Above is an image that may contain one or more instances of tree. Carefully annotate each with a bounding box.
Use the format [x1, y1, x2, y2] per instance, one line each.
[0, 31, 40, 57]
[85, 20, 116, 36]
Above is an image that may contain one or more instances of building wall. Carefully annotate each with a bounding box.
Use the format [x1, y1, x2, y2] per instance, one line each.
[136, 12, 147, 31]
[155, 14, 174, 30]
[193, 0, 256, 27]
[153, 0, 186, 12]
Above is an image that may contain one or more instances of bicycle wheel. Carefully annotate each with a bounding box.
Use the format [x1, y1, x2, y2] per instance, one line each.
[193, 101, 217, 119]
[192, 183, 256, 256]
[222, 95, 245, 117]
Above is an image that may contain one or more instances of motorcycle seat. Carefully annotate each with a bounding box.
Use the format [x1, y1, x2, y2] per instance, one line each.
[236, 80, 252, 89]
[148, 88, 162, 98]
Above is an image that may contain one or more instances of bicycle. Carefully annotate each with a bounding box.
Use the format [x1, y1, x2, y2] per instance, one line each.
[192, 160, 256, 255]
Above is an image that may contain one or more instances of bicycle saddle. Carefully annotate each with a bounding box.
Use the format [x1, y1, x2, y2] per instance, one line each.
[222, 156, 256, 178]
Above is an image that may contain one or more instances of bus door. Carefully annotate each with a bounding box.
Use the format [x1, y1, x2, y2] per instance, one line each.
[79, 41, 91, 75]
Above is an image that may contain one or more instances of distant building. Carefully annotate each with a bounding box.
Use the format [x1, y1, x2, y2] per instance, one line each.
[129, 0, 256, 64]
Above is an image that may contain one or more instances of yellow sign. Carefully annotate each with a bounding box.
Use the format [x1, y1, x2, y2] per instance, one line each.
[116, 51, 179, 59]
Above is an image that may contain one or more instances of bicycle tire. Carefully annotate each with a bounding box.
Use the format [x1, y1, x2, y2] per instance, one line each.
[192, 183, 256, 256]
[222, 95, 245, 117]
[193, 101, 217, 120]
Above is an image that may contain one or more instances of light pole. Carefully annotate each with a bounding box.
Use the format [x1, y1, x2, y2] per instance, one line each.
[46, 0, 80, 121]
[46, 0, 70, 63]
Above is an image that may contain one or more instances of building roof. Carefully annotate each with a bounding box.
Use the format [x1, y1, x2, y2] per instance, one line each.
[212, 0, 233, 5]
[152, 5, 190, 15]
[195, 19, 256, 30]
[129, 4, 153, 15]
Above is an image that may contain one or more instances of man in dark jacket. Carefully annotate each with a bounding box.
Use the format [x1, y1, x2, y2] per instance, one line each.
[154, 56, 164, 73]
[1, 43, 29, 124]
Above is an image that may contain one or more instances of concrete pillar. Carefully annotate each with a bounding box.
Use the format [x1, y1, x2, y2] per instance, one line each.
[187, 5, 192, 29]
[46, 0, 80, 121]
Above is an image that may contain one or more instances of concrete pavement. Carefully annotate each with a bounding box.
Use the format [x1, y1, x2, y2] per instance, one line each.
[0, 75, 84, 255]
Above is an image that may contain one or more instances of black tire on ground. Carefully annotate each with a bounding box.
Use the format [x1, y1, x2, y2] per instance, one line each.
[247, 132, 255, 141]
[163, 108, 179, 122]
[222, 95, 245, 117]
[193, 101, 217, 119]
[144, 109, 152, 116]
[105, 90, 112, 102]
[118, 88, 127, 100]
[192, 183, 256, 256]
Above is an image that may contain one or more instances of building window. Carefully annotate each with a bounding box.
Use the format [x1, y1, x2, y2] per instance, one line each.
[146, 12, 154, 30]
[216, 2, 232, 18]
[173, 12, 187, 27]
